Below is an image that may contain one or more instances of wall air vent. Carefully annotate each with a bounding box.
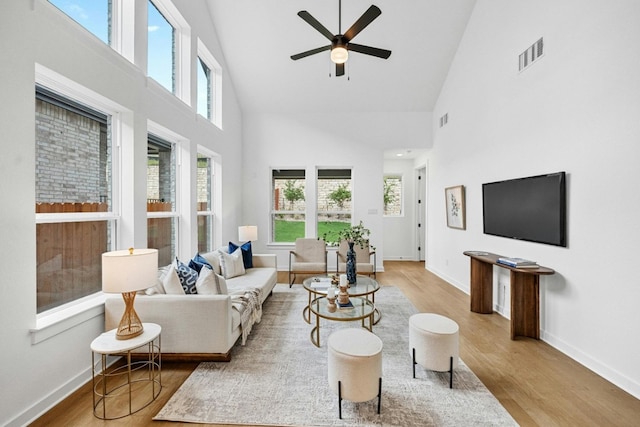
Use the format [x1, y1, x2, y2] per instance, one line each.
[519, 37, 544, 72]
[439, 113, 448, 128]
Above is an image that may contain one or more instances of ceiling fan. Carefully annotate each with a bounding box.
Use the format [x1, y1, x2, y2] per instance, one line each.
[290, 0, 392, 77]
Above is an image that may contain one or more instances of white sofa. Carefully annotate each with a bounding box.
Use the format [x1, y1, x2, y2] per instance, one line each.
[104, 251, 277, 361]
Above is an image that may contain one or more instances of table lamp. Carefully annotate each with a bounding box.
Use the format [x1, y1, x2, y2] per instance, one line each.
[102, 248, 158, 340]
[238, 225, 258, 243]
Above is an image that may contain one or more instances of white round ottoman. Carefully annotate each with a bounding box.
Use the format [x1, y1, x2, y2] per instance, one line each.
[327, 328, 383, 419]
[409, 313, 459, 388]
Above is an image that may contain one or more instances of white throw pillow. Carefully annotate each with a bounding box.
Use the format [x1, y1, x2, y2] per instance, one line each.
[161, 263, 185, 295]
[196, 266, 228, 295]
[219, 247, 245, 279]
[146, 264, 171, 295]
[200, 248, 227, 275]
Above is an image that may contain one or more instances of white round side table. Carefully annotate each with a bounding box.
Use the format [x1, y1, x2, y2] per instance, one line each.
[91, 322, 162, 419]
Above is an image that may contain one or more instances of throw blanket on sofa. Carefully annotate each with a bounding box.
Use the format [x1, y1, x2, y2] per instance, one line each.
[232, 288, 262, 345]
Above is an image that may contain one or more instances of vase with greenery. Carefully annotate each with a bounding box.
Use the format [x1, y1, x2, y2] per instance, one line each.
[335, 221, 372, 284]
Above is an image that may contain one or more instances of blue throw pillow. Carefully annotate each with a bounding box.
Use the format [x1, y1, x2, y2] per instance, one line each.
[189, 252, 213, 274]
[229, 241, 253, 269]
[175, 257, 198, 294]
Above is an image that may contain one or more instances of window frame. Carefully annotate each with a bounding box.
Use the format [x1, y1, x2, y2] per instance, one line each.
[147, 0, 191, 104]
[316, 168, 353, 243]
[383, 174, 404, 217]
[270, 168, 307, 244]
[34, 64, 130, 333]
[197, 38, 223, 128]
[146, 127, 181, 266]
[196, 147, 219, 253]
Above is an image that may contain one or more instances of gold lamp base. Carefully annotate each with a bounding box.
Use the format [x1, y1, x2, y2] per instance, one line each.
[116, 291, 144, 340]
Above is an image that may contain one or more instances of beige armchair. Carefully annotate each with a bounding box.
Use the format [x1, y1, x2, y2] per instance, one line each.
[289, 238, 328, 287]
[336, 240, 376, 278]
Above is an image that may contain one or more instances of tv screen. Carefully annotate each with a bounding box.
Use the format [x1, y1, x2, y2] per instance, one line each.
[482, 172, 566, 247]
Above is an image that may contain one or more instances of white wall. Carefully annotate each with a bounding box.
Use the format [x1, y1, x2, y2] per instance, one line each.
[241, 111, 431, 272]
[0, 1, 244, 425]
[428, 0, 640, 398]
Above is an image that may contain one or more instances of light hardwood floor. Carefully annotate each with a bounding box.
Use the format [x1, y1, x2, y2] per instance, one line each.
[32, 261, 639, 426]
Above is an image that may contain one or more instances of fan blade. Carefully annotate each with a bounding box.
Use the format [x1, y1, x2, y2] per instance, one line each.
[336, 63, 345, 77]
[298, 11, 334, 41]
[343, 5, 381, 42]
[291, 45, 331, 60]
[347, 43, 392, 59]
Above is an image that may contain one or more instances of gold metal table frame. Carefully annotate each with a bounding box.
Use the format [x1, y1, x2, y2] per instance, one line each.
[309, 296, 375, 347]
[90, 322, 162, 420]
[302, 275, 381, 325]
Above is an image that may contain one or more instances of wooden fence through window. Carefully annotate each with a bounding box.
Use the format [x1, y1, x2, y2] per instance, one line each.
[147, 201, 173, 266]
[36, 202, 108, 313]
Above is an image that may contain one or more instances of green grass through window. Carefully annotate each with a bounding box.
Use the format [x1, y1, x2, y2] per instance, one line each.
[273, 220, 350, 243]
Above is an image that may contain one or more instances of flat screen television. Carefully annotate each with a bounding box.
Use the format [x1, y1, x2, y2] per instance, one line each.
[482, 172, 567, 247]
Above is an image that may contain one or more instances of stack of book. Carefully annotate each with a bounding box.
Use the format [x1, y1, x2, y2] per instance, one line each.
[496, 257, 538, 268]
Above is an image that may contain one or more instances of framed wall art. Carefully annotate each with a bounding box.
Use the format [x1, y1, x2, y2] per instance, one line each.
[445, 185, 466, 230]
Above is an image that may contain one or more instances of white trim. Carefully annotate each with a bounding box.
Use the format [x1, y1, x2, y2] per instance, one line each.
[35, 212, 118, 223]
[147, 211, 180, 219]
[35, 63, 129, 115]
[31, 293, 106, 344]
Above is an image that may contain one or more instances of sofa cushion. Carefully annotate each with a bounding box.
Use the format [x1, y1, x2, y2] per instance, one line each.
[219, 248, 245, 279]
[161, 263, 185, 295]
[226, 267, 277, 304]
[176, 258, 199, 294]
[229, 241, 253, 269]
[291, 262, 326, 272]
[196, 266, 228, 295]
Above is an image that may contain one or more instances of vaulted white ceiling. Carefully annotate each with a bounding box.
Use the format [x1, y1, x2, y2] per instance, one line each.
[206, 0, 477, 115]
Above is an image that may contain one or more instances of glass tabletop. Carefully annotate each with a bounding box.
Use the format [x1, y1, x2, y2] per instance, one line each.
[303, 275, 380, 297]
[309, 296, 375, 321]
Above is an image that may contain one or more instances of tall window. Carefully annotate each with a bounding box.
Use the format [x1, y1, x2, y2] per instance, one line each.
[317, 169, 352, 243]
[147, 0, 175, 93]
[272, 169, 306, 243]
[197, 39, 222, 128]
[147, 134, 177, 266]
[48, 0, 111, 45]
[35, 85, 114, 313]
[197, 153, 214, 253]
[197, 58, 211, 120]
[384, 175, 403, 216]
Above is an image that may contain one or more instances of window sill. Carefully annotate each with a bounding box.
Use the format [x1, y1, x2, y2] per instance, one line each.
[31, 293, 107, 345]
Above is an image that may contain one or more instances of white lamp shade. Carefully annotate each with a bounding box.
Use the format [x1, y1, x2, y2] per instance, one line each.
[238, 225, 258, 242]
[102, 248, 158, 293]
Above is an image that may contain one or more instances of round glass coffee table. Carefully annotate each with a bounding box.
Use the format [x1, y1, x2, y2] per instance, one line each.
[308, 296, 375, 347]
[302, 275, 381, 324]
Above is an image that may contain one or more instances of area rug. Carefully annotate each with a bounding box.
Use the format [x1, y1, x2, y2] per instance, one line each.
[154, 286, 517, 426]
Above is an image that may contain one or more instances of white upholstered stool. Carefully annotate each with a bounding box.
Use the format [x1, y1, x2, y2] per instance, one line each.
[409, 313, 459, 388]
[327, 328, 383, 419]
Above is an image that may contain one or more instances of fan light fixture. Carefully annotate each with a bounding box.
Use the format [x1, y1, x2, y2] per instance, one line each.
[331, 46, 349, 64]
[291, 0, 391, 77]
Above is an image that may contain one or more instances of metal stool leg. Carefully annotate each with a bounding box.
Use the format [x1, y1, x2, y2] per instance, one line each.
[449, 356, 454, 389]
[377, 377, 382, 414]
[412, 347, 417, 378]
[338, 380, 343, 419]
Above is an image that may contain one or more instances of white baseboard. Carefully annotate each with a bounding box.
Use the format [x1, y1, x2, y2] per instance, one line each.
[8, 356, 120, 427]
[542, 329, 640, 399]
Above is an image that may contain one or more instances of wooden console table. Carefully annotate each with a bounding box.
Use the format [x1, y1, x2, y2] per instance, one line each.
[463, 251, 555, 340]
